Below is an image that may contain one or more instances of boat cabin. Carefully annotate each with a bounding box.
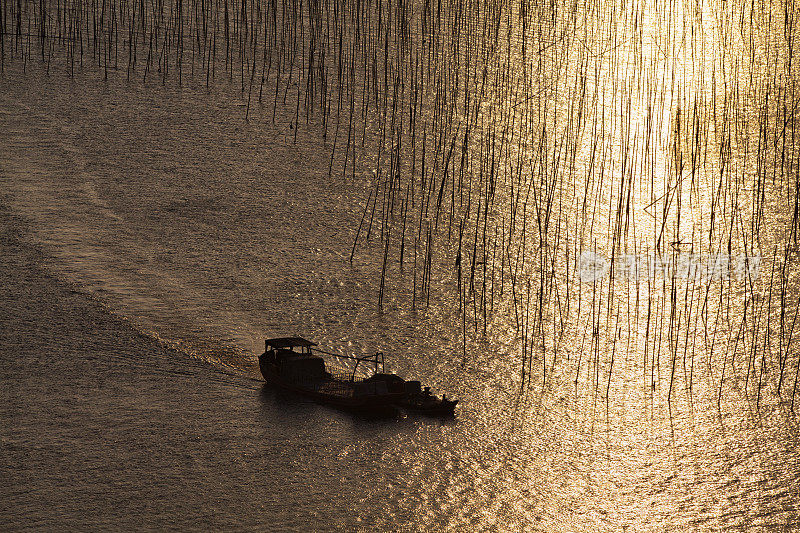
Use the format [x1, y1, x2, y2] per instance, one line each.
[263, 337, 327, 383]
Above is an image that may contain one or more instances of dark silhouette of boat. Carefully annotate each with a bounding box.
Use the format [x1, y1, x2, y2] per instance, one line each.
[259, 337, 406, 414]
[259, 336, 458, 417]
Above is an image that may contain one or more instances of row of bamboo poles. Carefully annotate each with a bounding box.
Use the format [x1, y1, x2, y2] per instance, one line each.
[2, 0, 799, 411]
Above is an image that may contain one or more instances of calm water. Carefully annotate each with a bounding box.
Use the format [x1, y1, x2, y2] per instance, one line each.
[2, 0, 800, 529]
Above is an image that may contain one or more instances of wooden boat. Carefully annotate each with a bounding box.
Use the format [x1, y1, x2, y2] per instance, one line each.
[259, 337, 406, 414]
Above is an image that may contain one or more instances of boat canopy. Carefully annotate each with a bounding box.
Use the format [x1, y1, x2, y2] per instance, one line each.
[265, 337, 317, 350]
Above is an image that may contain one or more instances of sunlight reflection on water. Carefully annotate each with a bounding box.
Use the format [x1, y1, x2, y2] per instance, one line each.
[2, 0, 800, 526]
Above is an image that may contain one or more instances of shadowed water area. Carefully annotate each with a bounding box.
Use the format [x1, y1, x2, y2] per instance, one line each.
[2, 0, 800, 529]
